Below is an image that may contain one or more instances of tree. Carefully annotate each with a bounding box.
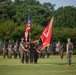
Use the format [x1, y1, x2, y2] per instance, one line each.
[43, 2, 55, 11]
[0, 21, 16, 40]
[54, 6, 76, 28]
[0, 0, 76, 44]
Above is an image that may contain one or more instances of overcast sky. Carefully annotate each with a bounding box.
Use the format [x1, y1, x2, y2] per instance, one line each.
[38, 0, 76, 10]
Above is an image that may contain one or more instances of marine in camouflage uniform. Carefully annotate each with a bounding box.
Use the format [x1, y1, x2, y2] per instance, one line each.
[66, 38, 73, 66]
[46, 46, 51, 58]
[8, 44, 13, 59]
[19, 38, 28, 63]
[29, 40, 40, 64]
[13, 45, 18, 59]
[15, 40, 20, 58]
[25, 43, 30, 63]
[40, 48, 46, 58]
[59, 45, 64, 59]
[29, 41, 34, 63]
[2, 44, 8, 58]
[33, 40, 40, 64]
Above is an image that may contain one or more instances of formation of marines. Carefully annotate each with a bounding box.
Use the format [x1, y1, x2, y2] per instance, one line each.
[2, 40, 20, 59]
[2, 38, 73, 66]
[2, 38, 50, 64]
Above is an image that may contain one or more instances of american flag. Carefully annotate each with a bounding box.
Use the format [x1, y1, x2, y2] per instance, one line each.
[25, 11, 30, 42]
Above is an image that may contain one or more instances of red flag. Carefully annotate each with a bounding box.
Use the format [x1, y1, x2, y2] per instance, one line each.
[25, 11, 30, 42]
[40, 17, 54, 50]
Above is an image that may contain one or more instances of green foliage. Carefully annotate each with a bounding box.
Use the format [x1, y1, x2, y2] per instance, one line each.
[43, 2, 55, 11]
[53, 28, 76, 44]
[0, 0, 76, 45]
[0, 20, 16, 40]
[54, 6, 76, 28]
[73, 50, 76, 55]
[11, 25, 25, 41]
[30, 24, 44, 39]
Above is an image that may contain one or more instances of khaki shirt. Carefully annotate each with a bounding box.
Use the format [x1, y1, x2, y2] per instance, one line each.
[67, 42, 73, 50]
[19, 41, 26, 52]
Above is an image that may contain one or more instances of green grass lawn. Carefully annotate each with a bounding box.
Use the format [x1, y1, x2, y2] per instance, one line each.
[0, 55, 76, 75]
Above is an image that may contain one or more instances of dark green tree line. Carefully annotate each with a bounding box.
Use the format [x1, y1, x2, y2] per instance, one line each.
[54, 6, 76, 28]
[0, 0, 76, 45]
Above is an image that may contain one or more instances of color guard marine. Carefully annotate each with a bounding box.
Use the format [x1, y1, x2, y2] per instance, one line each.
[29, 40, 40, 64]
[19, 37, 28, 63]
